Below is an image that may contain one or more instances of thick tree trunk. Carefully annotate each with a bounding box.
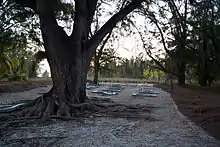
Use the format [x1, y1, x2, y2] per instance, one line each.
[175, 43, 186, 86]
[198, 74, 208, 86]
[80, 55, 91, 101]
[197, 64, 209, 86]
[31, 28, 91, 117]
[198, 35, 209, 87]
[47, 56, 86, 116]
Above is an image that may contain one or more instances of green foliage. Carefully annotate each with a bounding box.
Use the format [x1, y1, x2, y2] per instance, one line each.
[0, 0, 42, 81]
[0, 49, 20, 75]
[8, 72, 28, 81]
[0, 34, 39, 81]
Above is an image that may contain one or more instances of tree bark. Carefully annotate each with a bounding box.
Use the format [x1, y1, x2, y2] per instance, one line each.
[177, 61, 186, 85]
[197, 58, 209, 87]
[198, 72, 208, 86]
[198, 33, 209, 87]
[93, 55, 100, 84]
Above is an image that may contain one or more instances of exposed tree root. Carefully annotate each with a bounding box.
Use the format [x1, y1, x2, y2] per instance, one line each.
[0, 95, 154, 121]
[0, 88, 156, 137]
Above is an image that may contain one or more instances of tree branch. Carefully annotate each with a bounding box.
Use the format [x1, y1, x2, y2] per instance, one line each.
[97, 30, 112, 58]
[132, 8, 173, 57]
[133, 23, 177, 76]
[87, 0, 145, 52]
[71, 0, 98, 53]
[37, 0, 69, 53]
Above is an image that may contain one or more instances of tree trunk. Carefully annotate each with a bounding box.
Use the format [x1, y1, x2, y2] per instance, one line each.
[92, 31, 112, 84]
[198, 74, 208, 86]
[27, 26, 92, 117]
[177, 61, 186, 85]
[47, 52, 87, 116]
[198, 33, 209, 87]
[93, 55, 100, 84]
[93, 64, 99, 84]
[197, 63, 209, 86]
[79, 58, 90, 102]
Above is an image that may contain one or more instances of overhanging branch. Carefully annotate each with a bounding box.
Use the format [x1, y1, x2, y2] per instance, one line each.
[97, 30, 112, 58]
[134, 7, 172, 56]
[87, 0, 146, 52]
[133, 23, 177, 76]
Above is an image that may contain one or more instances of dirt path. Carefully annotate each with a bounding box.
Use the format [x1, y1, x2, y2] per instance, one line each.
[0, 85, 220, 147]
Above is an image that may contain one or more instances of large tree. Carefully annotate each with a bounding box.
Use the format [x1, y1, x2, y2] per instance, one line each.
[9, 0, 146, 118]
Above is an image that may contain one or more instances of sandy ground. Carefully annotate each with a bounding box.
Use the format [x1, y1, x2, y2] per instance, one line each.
[0, 84, 220, 147]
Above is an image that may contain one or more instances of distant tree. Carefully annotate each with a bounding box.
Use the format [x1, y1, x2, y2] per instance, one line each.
[92, 31, 112, 84]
